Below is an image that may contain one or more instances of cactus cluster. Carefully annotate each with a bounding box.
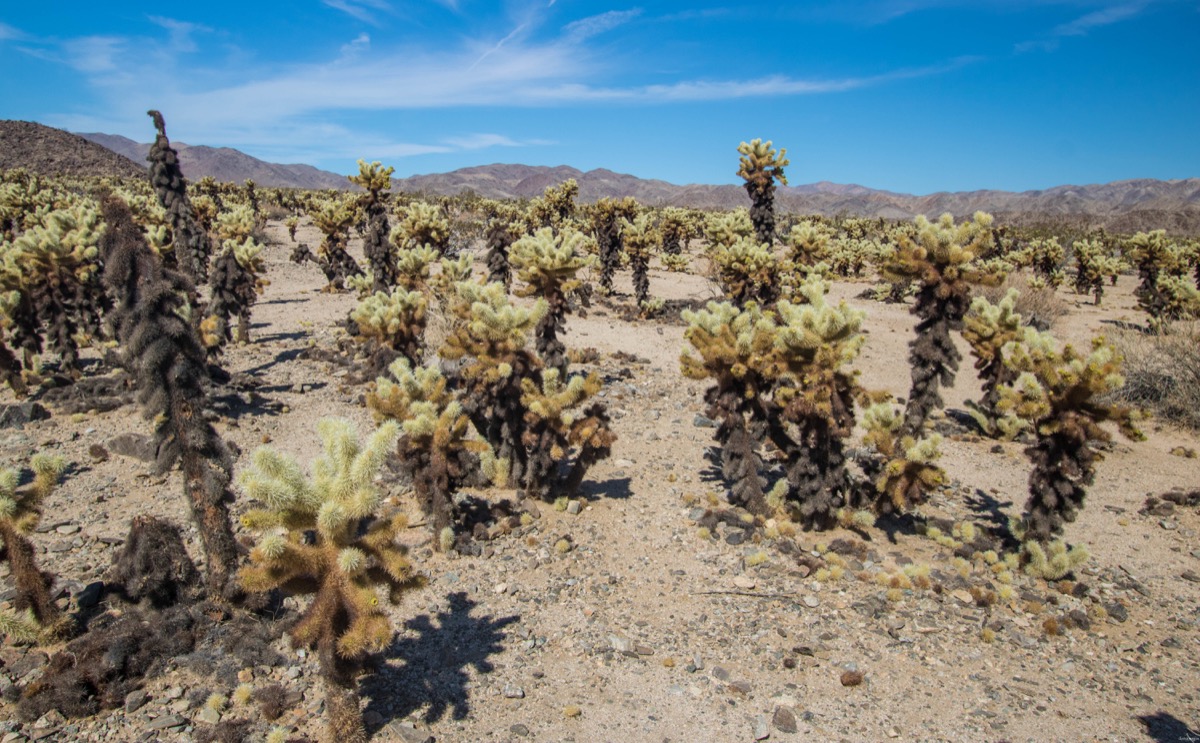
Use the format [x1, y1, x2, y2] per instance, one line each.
[239, 419, 422, 743]
[1071, 238, 1124, 305]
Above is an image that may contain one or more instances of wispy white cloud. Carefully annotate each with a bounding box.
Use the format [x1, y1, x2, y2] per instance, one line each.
[340, 32, 371, 57]
[562, 9, 643, 41]
[1054, 2, 1147, 35]
[62, 36, 125, 73]
[1016, 1, 1150, 53]
[0, 21, 27, 42]
[147, 16, 211, 53]
[322, 0, 393, 25]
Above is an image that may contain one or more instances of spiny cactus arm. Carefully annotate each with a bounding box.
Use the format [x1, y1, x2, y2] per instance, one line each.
[736, 139, 790, 187]
[239, 536, 325, 594]
[874, 434, 945, 512]
[347, 160, 395, 196]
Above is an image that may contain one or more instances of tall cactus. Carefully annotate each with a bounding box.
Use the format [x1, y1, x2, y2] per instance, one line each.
[146, 110, 211, 282]
[881, 212, 1000, 437]
[510, 227, 595, 375]
[348, 160, 396, 293]
[736, 138, 789, 245]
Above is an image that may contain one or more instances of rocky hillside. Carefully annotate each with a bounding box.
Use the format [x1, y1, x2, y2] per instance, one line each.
[0, 121, 145, 179]
[76, 132, 351, 190]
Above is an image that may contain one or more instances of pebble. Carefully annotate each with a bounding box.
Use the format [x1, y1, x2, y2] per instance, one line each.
[803, 595, 819, 608]
[1160, 520, 1178, 531]
[124, 690, 149, 713]
[503, 684, 525, 699]
[693, 414, 717, 428]
[510, 724, 531, 737]
[566, 500, 582, 515]
[195, 707, 220, 725]
[733, 576, 756, 589]
[146, 715, 185, 731]
[753, 714, 770, 740]
[55, 524, 80, 535]
[773, 705, 798, 733]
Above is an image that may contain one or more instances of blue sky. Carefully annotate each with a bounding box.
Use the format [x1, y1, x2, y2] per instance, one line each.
[1, 1, 1197, 193]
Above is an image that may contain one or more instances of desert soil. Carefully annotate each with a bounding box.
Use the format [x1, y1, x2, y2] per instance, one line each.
[0, 219, 1198, 743]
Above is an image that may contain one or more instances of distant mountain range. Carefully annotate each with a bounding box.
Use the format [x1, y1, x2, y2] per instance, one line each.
[2, 121, 1197, 233]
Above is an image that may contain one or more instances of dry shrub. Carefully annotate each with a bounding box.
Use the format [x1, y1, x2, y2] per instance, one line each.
[979, 273, 1068, 330]
[1109, 322, 1200, 430]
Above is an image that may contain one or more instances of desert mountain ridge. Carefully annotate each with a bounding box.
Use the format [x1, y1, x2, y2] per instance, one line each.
[1, 121, 1197, 232]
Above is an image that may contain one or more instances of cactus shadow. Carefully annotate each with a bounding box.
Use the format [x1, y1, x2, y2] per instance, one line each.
[239, 347, 306, 376]
[577, 475, 633, 501]
[963, 488, 1019, 546]
[360, 591, 519, 731]
[1137, 711, 1200, 742]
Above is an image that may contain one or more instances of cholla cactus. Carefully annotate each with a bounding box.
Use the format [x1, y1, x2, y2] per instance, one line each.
[527, 179, 579, 233]
[736, 139, 789, 245]
[0, 454, 69, 639]
[146, 110, 211, 282]
[962, 289, 1024, 436]
[520, 368, 616, 499]
[485, 204, 524, 288]
[997, 329, 1142, 545]
[681, 301, 776, 514]
[787, 220, 831, 268]
[769, 279, 866, 526]
[659, 207, 695, 256]
[367, 360, 479, 540]
[441, 282, 547, 486]
[349, 286, 427, 367]
[709, 236, 779, 308]
[620, 213, 659, 309]
[1, 199, 106, 374]
[1071, 239, 1124, 305]
[285, 215, 300, 242]
[238, 419, 422, 743]
[1125, 229, 1198, 328]
[510, 228, 595, 375]
[305, 196, 363, 290]
[704, 209, 754, 250]
[392, 201, 450, 255]
[204, 235, 268, 350]
[99, 193, 239, 600]
[861, 403, 945, 514]
[590, 197, 637, 294]
[881, 212, 1000, 437]
[349, 160, 396, 292]
[1013, 238, 1065, 289]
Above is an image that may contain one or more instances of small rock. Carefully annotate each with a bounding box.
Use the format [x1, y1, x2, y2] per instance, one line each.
[1160, 520, 1178, 531]
[711, 666, 730, 681]
[772, 705, 798, 733]
[33, 710, 64, 729]
[725, 531, 746, 546]
[285, 666, 302, 680]
[609, 635, 636, 656]
[510, 724, 531, 737]
[693, 414, 717, 428]
[494, 583, 508, 595]
[55, 524, 80, 535]
[1181, 570, 1200, 583]
[124, 689, 149, 713]
[0, 402, 50, 429]
[563, 705, 582, 718]
[87, 444, 109, 463]
[733, 576, 756, 590]
[163, 686, 184, 702]
[753, 714, 770, 740]
[106, 433, 158, 463]
[146, 715, 185, 731]
[887, 726, 901, 738]
[1105, 602, 1129, 623]
[195, 706, 220, 725]
[840, 670, 865, 687]
[503, 684, 525, 699]
[803, 595, 819, 608]
[566, 500, 582, 516]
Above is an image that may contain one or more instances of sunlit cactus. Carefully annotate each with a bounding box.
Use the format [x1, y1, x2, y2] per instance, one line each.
[768, 279, 866, 526]
[997, 329, 1142, 546]
[1013, 237, 1065, 289]
[528, 179, 579, 233]
[1071, 238, 1125, 305]
[1125, 229, 1198, 328]
[238, 419, 422, 743]
[787, 219, 832, 268]
[349, 160, 397, 292]
[620, 213, 659, 309]
[0, 198, 106, 375]
[709, 236, 779, 308]
[881, 212, 1000, 437]
[203, 236, 269, 350]
[861, 402, 945, 514]
[681, 301, 776, 514]
[704, 208, 754, 250]
[519, 368, 616, 499]
[659, 207, 695, 256]
[736, 138, 789, 245]
[146, 110, 211, 281]
[590, 197, 638, 294]
[0, 454, 69, 640]
[392, 201, 450, 255]
[962, 289, 1024, 436]
[510, 227, 596, 374]
[285, 214, 300, 242]
[305, 196, 363, 290]
[367, 360, 480, 541]
[485, 203, 525, 288]
[349, 286, 427, 367]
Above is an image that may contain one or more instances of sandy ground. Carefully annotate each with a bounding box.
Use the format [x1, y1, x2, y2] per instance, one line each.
[0, 219, 1198, 743]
